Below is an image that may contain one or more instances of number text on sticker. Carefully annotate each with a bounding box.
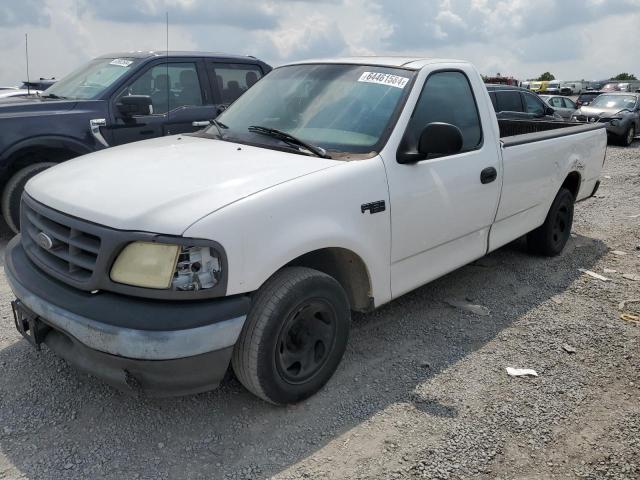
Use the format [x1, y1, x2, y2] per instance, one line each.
[358, 72, 409, 89]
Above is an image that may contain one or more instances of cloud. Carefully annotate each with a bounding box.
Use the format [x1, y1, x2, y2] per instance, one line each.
[0, 0, 50, 27]
[79, 0, 279, 30]
[376, 0, 640, 50]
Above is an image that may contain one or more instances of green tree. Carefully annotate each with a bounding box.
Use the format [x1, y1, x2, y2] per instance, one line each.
[537, 72, 555, 81]
[611, 73, 637, 80]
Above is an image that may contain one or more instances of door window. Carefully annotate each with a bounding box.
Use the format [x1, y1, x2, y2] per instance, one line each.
[404, 71, 482, 153]
[549, 97, 563, 108]
[122, 62, 203, 115]
[562, 98, 576, 109]
[495, 91, 523, 112]
[523, 93, 545, 115]
[210, 63, 263, 104]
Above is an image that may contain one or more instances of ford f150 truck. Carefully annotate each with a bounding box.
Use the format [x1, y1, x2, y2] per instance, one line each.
[6, 57, 606, 405]
[0, 51, 271, 232]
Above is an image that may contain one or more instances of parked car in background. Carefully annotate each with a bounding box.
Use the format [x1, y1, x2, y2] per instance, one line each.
[576, 91, 603, 108]
[560, 81, 584, 95]
[601, 81, 640, 92]
[529, 81, 543, 93]
[571, 92, 640, 146]
[0, 51, 271, 232]
[540, 95, 577, 121]
[546, 80, 562, 94]
[521, 81, 530, 90]
[19, 78, 56, 91]
[6, 57, 606, 403]
[487, 84, 562, 121]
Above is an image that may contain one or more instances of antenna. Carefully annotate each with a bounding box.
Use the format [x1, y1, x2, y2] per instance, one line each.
[25, 33, 30, 95]
[166, 11, 170, 131]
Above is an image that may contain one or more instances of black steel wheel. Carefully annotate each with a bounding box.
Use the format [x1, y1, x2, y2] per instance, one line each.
[527, 187, 575, 256]
[232, 267, 350, 405]
[275, 298, 337, 384]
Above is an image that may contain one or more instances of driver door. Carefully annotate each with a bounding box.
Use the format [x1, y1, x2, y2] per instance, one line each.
[383, 70, 502, 298]
[107, 60, 216, 146]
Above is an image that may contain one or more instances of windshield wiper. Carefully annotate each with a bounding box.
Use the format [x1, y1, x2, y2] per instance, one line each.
[212, 119, 228, 137]
[41, 93, 66, 99]
[248, 125, 330, 159]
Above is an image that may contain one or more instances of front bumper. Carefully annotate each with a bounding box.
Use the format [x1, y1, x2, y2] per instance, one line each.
[5, 237, 251, 396]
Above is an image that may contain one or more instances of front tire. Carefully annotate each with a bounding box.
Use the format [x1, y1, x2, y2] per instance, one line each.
[232, 267, 351, 405]
[621, 124, 636, 146]
[527, 187, 574, 256]
[1, 162, 57, 233]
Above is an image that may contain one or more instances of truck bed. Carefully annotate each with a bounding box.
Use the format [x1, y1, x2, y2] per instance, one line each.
[499, 119, 605, 146]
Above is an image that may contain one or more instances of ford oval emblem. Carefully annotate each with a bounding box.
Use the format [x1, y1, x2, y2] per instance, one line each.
[36, 232, 53, 250]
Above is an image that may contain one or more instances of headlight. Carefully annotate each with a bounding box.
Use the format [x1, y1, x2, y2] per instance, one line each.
[111, 242, 222, 291]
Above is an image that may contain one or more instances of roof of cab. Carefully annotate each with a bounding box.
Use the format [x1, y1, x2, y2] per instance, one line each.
[283, 56, 468, 70]
[97, 51, 265, 63]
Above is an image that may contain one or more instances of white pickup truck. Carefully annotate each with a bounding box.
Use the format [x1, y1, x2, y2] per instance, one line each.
[6, 57, 607, 404]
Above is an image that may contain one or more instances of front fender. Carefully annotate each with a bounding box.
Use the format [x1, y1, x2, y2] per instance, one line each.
[183, 157, 392, 306]
[0, 135, 93, 166]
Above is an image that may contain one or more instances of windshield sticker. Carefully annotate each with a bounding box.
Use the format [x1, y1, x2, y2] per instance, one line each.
[358, 72, 409, 89]
[109, 58, 134, 68]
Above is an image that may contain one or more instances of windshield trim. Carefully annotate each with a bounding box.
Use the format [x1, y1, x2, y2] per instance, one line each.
[199, 63, 418, 159]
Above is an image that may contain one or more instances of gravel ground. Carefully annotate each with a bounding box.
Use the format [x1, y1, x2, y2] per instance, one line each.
[0, 141, 639, 480]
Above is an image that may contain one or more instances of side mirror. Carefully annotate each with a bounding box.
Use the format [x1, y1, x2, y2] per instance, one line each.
[398, 122, 463, 164]
[117, 95, 152, 117]
[545, 106, 555, 116]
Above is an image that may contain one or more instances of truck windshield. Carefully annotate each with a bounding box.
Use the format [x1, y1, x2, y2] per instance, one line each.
[43, 57, 140, 100]
[211, 64, 416, 155]
[590, 94, 637, 109]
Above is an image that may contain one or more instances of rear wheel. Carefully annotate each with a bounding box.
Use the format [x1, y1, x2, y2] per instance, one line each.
[1, 162, 57, 233]
[527, 187, 574, 256]
[232, 267, 350, 405]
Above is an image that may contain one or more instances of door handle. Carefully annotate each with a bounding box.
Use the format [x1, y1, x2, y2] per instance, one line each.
[480, 167, 497, 184]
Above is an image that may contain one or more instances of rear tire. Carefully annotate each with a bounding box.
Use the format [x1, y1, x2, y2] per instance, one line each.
[232, 267, 351, 405]
[527, 187, 574, 256]
[1, 162, 57, 233]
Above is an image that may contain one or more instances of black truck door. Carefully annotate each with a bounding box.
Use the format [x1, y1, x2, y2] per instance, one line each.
[108, 60, 216, 146]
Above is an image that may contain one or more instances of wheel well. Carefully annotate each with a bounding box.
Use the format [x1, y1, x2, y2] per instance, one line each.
[562, 171, 581, 199]
[285, 248, 374, 312]
[3, 146, 78, 183]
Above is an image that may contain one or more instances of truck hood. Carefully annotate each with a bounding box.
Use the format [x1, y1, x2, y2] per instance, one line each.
[26, 135, 341, 235]
[576, 106, 625, 118]
[0, 97, 78, 116]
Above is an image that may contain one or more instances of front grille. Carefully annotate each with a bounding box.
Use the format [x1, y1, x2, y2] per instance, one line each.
[21, 197, 102, 287]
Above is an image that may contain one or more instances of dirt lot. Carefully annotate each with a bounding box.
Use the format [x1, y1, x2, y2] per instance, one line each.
[0, 142, 639, 480]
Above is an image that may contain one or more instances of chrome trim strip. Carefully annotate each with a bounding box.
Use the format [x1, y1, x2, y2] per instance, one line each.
[89, 118, 109, 148]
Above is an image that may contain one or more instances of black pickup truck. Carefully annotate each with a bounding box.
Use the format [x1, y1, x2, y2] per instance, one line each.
[0, 51, 271, 232]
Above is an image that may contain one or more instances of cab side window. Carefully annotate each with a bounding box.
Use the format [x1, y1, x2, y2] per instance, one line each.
[523, 93, 545, 116]
[549, 97, 563, 108]
[403, 71, 482, 153]
[123, 62, 204, 115]
[210, 63, 263, 105]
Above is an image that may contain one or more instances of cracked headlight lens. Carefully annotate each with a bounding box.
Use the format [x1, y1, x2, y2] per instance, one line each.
[171, 246, 222, 292]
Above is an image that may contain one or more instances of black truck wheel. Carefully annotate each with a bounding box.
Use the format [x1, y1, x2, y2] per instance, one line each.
[232, 267, 351, 405]
[2, 163, 57, 233]
[527, 187, 574, 256]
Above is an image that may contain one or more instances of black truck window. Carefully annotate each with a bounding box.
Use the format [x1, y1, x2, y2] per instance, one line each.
[124, 62, 204, 115]
[495, 91, 523, 112]
[209, 63, 263, 105]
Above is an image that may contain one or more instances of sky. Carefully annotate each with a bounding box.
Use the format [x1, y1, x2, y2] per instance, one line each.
[1, 0, 639, 86]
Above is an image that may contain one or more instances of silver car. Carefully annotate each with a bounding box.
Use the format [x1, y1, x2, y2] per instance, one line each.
[571, 93, 640, 146]
[540, 95, 577, 121]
